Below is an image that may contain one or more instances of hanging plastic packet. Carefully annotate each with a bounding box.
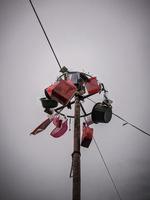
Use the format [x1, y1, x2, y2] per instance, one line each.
[70, 72, 86, 95]
[70, 72, 80, 85]
[85, 77, 101, 95]
[81, 123, 93, 148]
[85, 115, 93, 126]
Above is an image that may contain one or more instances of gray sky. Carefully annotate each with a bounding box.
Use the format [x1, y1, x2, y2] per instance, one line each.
[0, 0, 150, 200]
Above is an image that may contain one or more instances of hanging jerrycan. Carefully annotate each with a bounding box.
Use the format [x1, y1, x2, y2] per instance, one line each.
[91, 103, 112, 123]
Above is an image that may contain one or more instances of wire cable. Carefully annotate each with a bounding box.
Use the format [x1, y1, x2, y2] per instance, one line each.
[93, 137, 123, 200]
[87, 97, 150, 137]
[28, 0, 62, 70]
[112, 113, 150, 137]
[79, 101, 122, 199]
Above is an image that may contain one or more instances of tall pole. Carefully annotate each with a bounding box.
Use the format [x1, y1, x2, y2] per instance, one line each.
[72, 95, 81, 200]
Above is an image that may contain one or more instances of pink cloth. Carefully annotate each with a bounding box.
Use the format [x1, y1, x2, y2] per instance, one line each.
[30, 118, 53, 135]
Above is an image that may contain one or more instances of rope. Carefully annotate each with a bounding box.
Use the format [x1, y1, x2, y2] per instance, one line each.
[69, 117, 72, 131]
[69, 161, 73, 178]
[28, 0, 62, 70]
[93, 137, 123, 200]
[87, 97, 150, 137]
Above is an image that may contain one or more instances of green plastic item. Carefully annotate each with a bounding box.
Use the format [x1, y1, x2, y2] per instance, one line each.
[40, 98, 58, 108]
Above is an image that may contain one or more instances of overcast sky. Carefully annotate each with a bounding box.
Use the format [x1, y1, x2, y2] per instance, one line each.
[0, 0, 150, 200]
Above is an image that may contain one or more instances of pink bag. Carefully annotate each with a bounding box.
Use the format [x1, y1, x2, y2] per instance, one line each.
[85, 77, 101, 95]
[53, 115, 62, 128]
[50, 118, 68, 138]
[81, 124, 93, 148]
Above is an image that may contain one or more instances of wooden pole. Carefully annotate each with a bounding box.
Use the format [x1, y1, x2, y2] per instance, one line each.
[72, 95, 81, 200]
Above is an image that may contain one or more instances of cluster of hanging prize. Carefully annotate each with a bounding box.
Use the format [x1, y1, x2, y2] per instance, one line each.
[31, 66, 113, 148]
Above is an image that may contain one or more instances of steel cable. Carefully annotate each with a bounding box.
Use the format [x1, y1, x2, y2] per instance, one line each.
[87, 97, 150, 137]
[93, 137, 123, 200]
[28, 0, 62, 70]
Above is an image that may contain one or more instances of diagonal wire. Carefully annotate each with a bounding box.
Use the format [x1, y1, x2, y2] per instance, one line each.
[80, 102, 87, 116]
[80, 101, 122, 199]
[28, 0, 62, 70]
[112, 113, 150, 137]
[87, 97, 150, 137]
[93, 137, 123, 200]
[87, 97, 96, 104]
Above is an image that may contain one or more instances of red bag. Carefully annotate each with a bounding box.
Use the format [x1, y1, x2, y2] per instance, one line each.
[81, 125, 93, 148]
[45, 82, 58, 98]
[52, 80, 77, 105]
[50, 118, 68, 138]
[85, 77, 101, 95]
